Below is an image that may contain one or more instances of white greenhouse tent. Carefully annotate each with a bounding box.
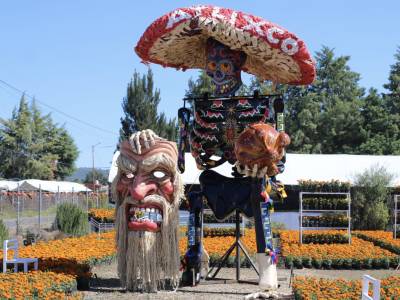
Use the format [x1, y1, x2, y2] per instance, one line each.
[0, 180, 20, 191]
[108, 152, 400, 187]
[180, 153, 400, 187]
[0, 179, 91, 193]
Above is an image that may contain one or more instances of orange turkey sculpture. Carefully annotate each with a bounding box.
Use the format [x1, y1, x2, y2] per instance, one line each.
[234, 123, 290, 177]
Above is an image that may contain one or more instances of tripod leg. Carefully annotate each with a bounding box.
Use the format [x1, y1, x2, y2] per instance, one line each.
[182, 192, 203, 286]
[236, 210, 240, 281]
[208, 241, 236, 279]
[238, 240, 259, 275]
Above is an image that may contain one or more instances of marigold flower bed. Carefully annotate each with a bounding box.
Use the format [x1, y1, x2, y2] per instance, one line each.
[88, 208, 115, 223]
[354, 230, 400, 255]
[0, 271, 81, 300]
[293, 276, 400, 300]
[0, 232, 116, 280]
[281, 230, 398, 269]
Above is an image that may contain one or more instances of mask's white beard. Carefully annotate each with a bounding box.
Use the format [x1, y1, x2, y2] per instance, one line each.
[116, 196, 180, 292]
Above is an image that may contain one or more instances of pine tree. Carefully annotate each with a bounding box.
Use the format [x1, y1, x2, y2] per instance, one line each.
[383, 47, 400, 114]
[0, 96, 78, 180]
[0, 96, 32, 178]
[120, 69, 177, 141]
[379, 47, 400, 154]
[52, 127, 79, 179]
[357, 88, 400, 154]
[185, 70, 215, 98]
[284, 46, 366, 154]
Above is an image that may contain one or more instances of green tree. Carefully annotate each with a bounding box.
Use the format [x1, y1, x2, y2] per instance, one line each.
[120, 69, 177, 141]
[383, 47, 400, 114]
[379, 47, 400, 154]
[185, 70, 215, 98]
[284, 46, 366, 153]
[0, 97, 32, 178]
[351, 165, 392, 230]
[358, 88, 400, 154]
[84, 169, 108, 185]
[0, 96, 78, 180]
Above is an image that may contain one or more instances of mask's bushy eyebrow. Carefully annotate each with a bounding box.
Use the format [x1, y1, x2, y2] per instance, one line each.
[141, 153, 175, 174]
[117, 154, 137, 174]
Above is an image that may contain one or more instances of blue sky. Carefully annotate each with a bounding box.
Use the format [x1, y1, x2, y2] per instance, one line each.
[0, 1, 399, 169]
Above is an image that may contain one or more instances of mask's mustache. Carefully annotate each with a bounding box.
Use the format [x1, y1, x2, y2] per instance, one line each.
[126, 194, 166, 206]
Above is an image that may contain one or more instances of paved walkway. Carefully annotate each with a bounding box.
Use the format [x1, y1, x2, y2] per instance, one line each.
[82, 262, 400, 300]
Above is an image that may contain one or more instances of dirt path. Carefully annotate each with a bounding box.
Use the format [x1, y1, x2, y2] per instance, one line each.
[82, 261, 399, 299]
[83, 262, 293, 300]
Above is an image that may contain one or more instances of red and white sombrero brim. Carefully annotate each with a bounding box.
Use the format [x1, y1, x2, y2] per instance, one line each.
[135, 5, 315, 85]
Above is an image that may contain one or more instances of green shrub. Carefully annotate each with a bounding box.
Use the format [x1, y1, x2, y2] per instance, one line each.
[390, 257, 400, 268]
[55, 203, 88, 236]
[302, 257, 312, 268]
[0, 219, 9, 246]
[312, 259, 323, 269]
[293, 257, 303, 269]
[351, 165, 392, 230]
[322, 259, 332, 269]
[284, 256, 293, 268]
[352, 259, 362, 269]
[362, 258, 372, 269]
[342, 258, 352, 269]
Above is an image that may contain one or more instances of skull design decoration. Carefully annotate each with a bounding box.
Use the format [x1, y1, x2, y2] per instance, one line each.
[205, 38, 247, 97]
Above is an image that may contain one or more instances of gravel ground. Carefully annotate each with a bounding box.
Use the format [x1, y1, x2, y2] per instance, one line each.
[83, 263, 292, 300]
[82, 262, 400, 300]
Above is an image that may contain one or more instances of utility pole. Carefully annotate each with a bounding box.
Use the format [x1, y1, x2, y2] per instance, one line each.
[92, 142, 101, 193]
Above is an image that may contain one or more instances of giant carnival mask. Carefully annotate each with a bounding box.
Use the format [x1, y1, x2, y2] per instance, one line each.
[112, 130, 183, 292]
[134, 5, 316, 295]
[205, 38, 246, 97]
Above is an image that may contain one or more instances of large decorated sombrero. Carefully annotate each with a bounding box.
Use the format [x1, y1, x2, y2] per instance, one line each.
[135, 5, 315, 85]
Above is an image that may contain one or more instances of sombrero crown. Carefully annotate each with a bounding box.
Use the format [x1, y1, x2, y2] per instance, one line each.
[135, 5, 315, 85]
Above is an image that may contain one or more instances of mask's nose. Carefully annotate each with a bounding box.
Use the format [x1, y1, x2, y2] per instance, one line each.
[215, 69, 225, 81]
[129, 175, 157, 201]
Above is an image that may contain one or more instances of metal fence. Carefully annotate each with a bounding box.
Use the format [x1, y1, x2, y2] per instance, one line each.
[0, 187, 109, 237]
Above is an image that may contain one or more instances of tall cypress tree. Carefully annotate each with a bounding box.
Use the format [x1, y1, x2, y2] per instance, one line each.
[0, 96, 78, 180]
[358, 87, 400, 155]
[380, 47, 400, 154]
[185, 70, 215, 98]
[120, 69, 176, 141]
[384, 47, 400, 114]
[285, 46, 366, 154]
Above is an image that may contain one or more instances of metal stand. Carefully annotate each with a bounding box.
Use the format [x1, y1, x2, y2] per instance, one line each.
[207, 210, 259, 281]
[299, 191, 351, 244]
[394, 195, 399, 239]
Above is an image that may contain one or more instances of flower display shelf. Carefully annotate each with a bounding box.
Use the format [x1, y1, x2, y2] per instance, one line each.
[89, 217, 115, 233]
[299, 191, 351, 244]
[394, 195, 400, 239]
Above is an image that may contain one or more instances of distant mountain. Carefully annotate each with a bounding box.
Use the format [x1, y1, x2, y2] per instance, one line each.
[66, 168, 109, 182]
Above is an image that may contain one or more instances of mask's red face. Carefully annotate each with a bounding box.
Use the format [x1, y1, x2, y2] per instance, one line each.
[116, 153, 176, 232]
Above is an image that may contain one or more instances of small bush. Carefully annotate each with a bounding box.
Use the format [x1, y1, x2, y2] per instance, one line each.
[351, 165, 392, 230]
[0, 219, 9, 246]
[284, 256, 293, 268]
[293, 257, 303, 269]
[55, 203, 88, 236]
[302, 257, 312, 268]
[362, 258, 373, 269]
[312, 259, 323, 269]
[322, 259, 332, 269]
